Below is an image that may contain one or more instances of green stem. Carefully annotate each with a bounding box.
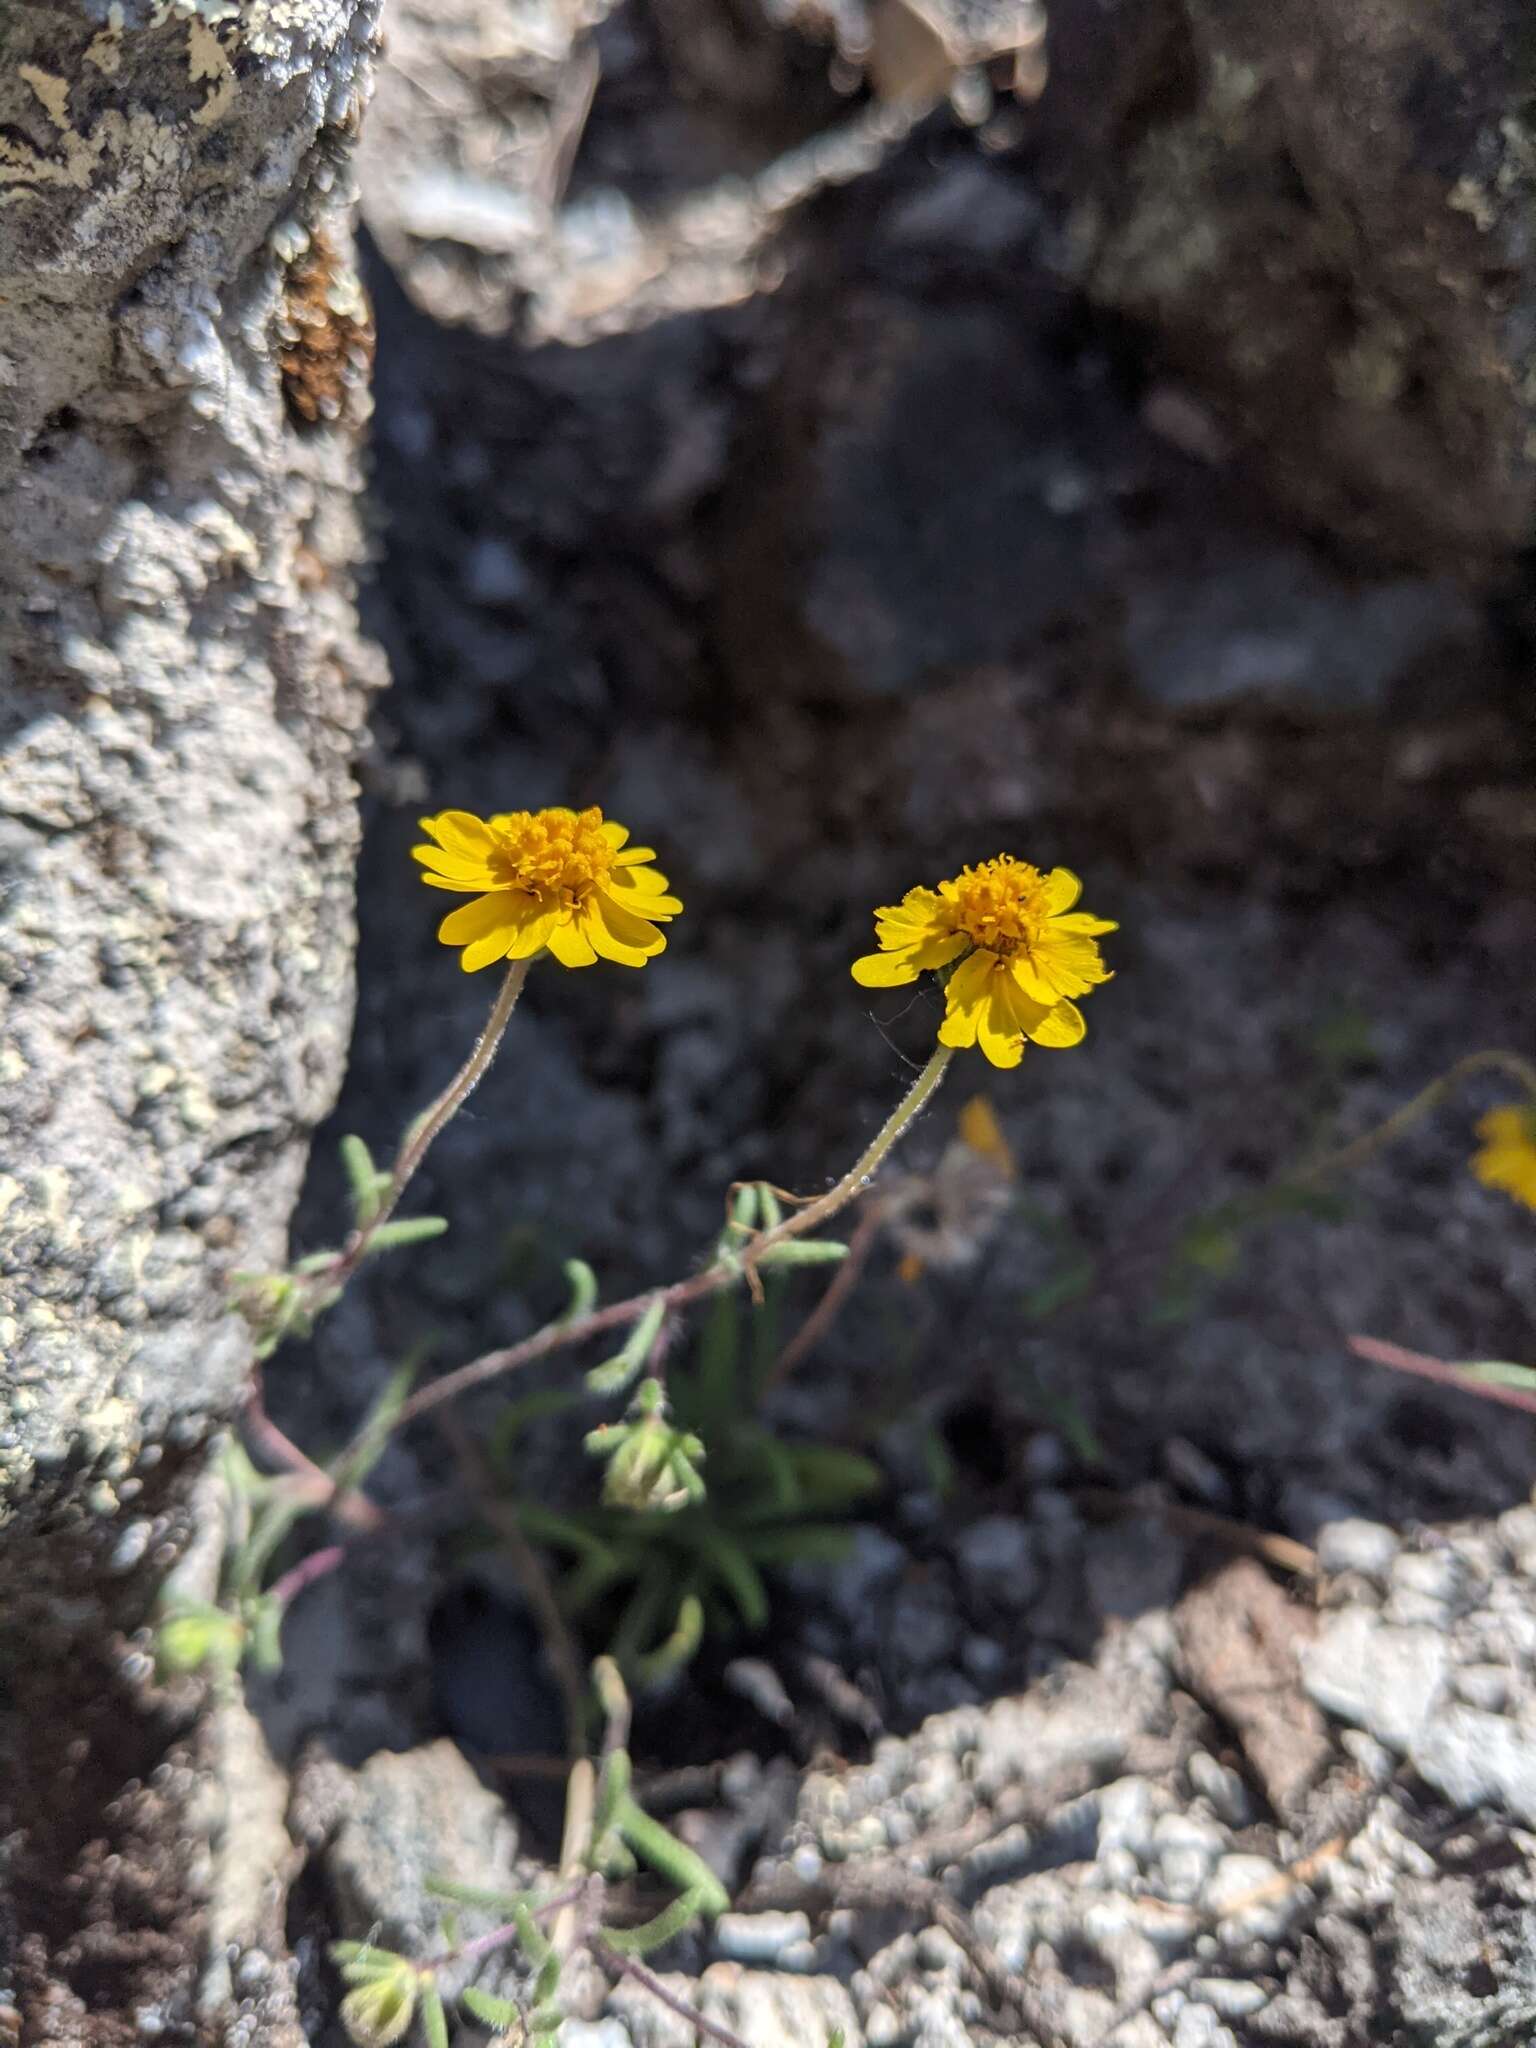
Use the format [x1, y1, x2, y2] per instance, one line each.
[1291, 1048, 1536, 1187]
[746, 1041, 954, 1257]
[384, 1041, 954, 1437]
[305, 956, 531, 1305]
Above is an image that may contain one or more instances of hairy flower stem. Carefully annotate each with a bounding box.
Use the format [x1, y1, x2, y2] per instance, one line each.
[307, 957, 532, 1304]
[1292, 1048, 1536, 1186]
[381, 1044, 954, 1440]
[752, 1042, 954, 1253]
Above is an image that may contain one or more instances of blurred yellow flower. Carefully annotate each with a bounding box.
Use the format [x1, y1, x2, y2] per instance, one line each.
[852, 855, 1115, 1069]
[415, 805, 681, 972]
[1471, 1105, 1536, 1213]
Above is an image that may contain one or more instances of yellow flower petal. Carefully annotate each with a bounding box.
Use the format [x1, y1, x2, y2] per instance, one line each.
[412, 844, 498, 886]
[548, 919, 598, 968]
[977, 994, 1025, 1069]
[417, 868, 495, 894]
[937, 951, 993, 1045]
[1043, 867, 1082, 913]
[852, 852, 1112, 1066]
[877, 887, 945, 933]
[958, 1096, 1015, 1176]
[1471, 1105, 1536, 1210]
[1010, 932, 1112, 1005]
[420, 810, 495, 856]
[607, 866, 680, 909]
[592, 896, 667, 959]
[938, 1008, 979, 1049]
[437, 893, 517, 946]
[1027, 999, 1086, 1048]
[417, 802, 681, 973]
[852, 949, 922, 988]
[506, 907, 561, 958]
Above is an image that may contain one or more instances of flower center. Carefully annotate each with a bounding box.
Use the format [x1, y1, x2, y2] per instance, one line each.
[945, 856, 1051, 958]
[487, 806, 614, 906]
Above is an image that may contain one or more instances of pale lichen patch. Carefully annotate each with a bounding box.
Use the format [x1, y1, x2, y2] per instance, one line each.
[189, 16, 238, 127]
[18, 64, 72, 128]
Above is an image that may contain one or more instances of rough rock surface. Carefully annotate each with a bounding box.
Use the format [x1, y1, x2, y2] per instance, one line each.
[1037, 0, 1536, 573]
[0, 0, 384, 2033]
[308, 1522, 1536, 2046]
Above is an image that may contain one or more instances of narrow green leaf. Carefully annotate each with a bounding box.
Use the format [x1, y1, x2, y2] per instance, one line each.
[782, 1443, 884, 1507]
[706, 1533, 769, 1630]
[424, 1874, 529, 1913]
[365, 1216, 449, 1253]
[1460, 1360, 1536, 1390]
[460, 1986, 522, 2029]
[754, 1239, 849, 1269]
[599, 1888, 709, 1956]
[586, 1294, 667, 1396]
[327, 1356, 420, 1500]
[420, 1980, 450, 2048]
[560, 1257, 599, 1322]
[738, 1523, 856, 1566]
[340, 1134, 385, 1225]
[634, 1591, 704, 1689]
[694, 1288, 741, 1435]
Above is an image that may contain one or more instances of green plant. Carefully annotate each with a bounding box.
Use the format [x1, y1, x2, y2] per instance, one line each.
[153, 1361, 414, 1682]
[492, 1187, 885, 1689]
[331, 1661, 743, 2048]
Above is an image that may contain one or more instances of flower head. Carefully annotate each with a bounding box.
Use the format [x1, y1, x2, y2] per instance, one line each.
[414, 805, 681, 972]
[1471, 1104, 1536, 1213]
[852, 855, 1115, 1069]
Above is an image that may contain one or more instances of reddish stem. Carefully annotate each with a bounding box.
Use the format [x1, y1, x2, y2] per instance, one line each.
[267, 1543, 346, 1611]
[1348, 1335, 1536, 1418]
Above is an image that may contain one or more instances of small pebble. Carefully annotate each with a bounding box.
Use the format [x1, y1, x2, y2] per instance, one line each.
[1206, 1854, 1295, 1943]
[916, 1926, 967, 1973]
[1192, 1978, 1270, 2019]
[109, 1519, 153, 1573]
[864, 2005, 902, 2047]
[714, 1912, 812, 1966]
[1454, 1664, 1510, 1713]
[1187, 1751, 1253, 1828]
[1497, 1505, 1536, 1577]
[1317, 1518, 1399, 1580]
[1173, 2004, 1238, 2048]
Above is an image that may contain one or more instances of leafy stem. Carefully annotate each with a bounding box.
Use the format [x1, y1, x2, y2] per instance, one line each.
[302, 956, 532, 1308]
[378, 1043, 953, 1443]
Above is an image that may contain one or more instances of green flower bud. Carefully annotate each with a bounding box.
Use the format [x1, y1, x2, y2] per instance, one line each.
[155, 1603, 244, 1678]
[338, 1965, 418, 2048]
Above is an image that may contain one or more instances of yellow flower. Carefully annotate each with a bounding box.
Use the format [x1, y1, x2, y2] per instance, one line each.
[1471, 1105, 1536, 1213]
[414, 805, 681, 972]
[851, 855, 1115, 1070]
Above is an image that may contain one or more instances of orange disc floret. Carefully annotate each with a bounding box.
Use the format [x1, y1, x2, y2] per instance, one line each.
[414, 805, 682, 972]
[852, 855, 1115, 1070]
